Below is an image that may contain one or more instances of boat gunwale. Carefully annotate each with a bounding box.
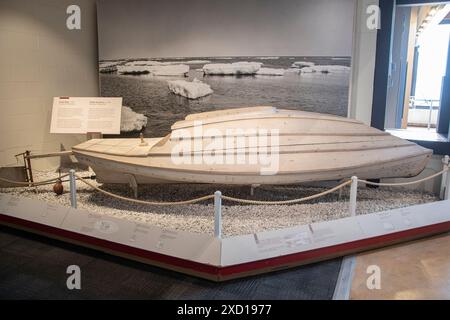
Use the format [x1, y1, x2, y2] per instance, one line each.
[73, 136, 415, 158]
[185, 106, 276, 121]
[149, 142, 417, 157]
[171, 113, 365, 130]
[169, 132, 391, 142]
[166, 135, 409, 149]
[72, 148, 433, 177]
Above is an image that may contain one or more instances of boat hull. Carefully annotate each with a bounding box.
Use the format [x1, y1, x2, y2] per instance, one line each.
[73, 150, 431, 185]
[72, 107, 433, 186]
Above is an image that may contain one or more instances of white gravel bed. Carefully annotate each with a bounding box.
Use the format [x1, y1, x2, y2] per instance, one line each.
[0, 170, 439, 237]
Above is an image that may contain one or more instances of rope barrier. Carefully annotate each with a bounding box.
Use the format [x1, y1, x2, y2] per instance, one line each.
[74, 173, 215, 206]
[221, 180, 352, 205]
[73, 165, 449, 206]
[0, 173, 70, 187]
[74, 172, 351, 206]
[358, 167, 449, 187]
[1, 164, 449, 206]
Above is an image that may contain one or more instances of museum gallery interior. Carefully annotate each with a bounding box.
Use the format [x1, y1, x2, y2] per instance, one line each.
[1, 0, 450, 301]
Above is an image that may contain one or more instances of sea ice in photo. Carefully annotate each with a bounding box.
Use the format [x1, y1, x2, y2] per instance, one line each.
[160, 60, 210, 65]
[100, 56, 351, 137]
[182, 60, 211, 64]
[125, 60, 210, 66]
[256, 68, 286, 76]
[150, 64, 190, 76]
[258, 57, 280, 60]
[167, 78, 213, 99]
[99, 61, 119, 67]
[291, 61, 316, 68]
[125, 60, 163, 66]
[285, 68, 301, 74]
[99, 62, 119, 73]
[121, 106, 148, 132]
[117, 65, 151, 75]
[300, 65, 351, 74]
[202, 62, 262, 75]
[118, 64, 189, 76]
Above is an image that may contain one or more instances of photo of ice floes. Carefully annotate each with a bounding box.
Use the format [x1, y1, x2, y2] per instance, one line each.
[100, 56, 351, 137]
[97, 0, 355, 137]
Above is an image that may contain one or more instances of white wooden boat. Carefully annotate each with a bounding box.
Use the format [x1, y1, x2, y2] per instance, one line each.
[72, 107, 432, 185]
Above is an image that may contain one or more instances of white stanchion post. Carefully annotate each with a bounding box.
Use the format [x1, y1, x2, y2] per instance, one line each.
[349, 176, 358, 217]
[445, 163, 450, 201]
[69, 169, 77, 209]
[440, 155, 449, 200]
[214, 191, 222, 239]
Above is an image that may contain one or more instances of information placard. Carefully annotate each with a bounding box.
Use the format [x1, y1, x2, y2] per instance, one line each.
[50, 97, 122, 134]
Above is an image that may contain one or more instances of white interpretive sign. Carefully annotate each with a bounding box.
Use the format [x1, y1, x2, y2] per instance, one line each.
[50, 97, 122, 134]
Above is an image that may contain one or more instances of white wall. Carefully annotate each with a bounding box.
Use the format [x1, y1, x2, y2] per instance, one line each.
[0, 0, 378, 170]
[0, 0, 98, 170]
[348, 0, 379, 125]
[0, 0, 444, 194]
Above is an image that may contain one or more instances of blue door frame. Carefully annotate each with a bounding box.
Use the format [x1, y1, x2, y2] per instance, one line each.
[437, 34, 450, 134]
[372, 0, 450, 154]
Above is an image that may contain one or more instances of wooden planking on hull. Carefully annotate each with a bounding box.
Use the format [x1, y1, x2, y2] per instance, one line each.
[72, 106, 433, 185]
[185, 106, 276, 121]
[171, 117, 379, 136]
[78, 152, 431, 185]
[73, 145, 431, 179]
[74, 135, 403, 158]
[173, 107, 363, 130]
[149, 134, 416, 156]
[149, 140, 416, 157]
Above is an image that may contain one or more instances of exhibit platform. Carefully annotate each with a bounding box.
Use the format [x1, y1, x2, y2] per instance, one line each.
[1, 193, 450, 281]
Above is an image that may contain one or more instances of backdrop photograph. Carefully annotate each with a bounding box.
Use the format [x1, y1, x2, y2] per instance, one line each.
[97, 0, 356, 137]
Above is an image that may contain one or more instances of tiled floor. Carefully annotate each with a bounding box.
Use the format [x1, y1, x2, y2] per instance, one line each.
[350, 233, 450, 300]
[0, 226, 341, 300]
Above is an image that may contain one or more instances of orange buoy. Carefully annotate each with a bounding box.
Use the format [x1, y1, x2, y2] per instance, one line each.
[53, 179, 64, 195]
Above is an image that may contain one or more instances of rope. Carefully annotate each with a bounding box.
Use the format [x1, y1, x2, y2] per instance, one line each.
[2, 164, 449, 206]
[74, 173, 215, 206]
[75, 174, 351, 206]
[0, 173, 70, 187]
[221, 180, 352, 205]
[358, 167, 448, 187]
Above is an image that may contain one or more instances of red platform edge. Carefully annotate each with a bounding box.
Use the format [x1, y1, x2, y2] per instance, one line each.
[1, 213, 450, 281]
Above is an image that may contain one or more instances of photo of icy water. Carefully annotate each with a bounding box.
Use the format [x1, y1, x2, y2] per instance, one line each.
[100, 56, 351, 138]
